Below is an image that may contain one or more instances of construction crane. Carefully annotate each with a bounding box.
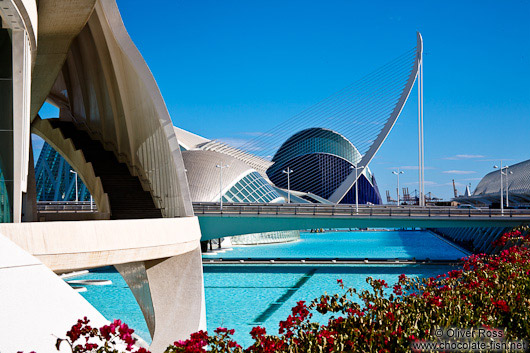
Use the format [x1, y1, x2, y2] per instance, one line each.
[402, 187, 413, 202]
[425, 192, 441, 202]
[386, 190, 397, 204]
[452, 179, 458, 198]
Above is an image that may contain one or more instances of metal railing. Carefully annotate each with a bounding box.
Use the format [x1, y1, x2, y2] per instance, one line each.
[37, 201, 98, 213]
[193, 202, 530, 219]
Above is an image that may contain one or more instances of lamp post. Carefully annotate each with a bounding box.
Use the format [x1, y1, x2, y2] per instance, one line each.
[282, 167, 293, 203]
[216, 164, 229, 211]
[392, 168, 404, 206]
[504, 168, 513, 207]
[69, 170, 78, 202]
[350, 165, 364, 213]
[493, 162, 503, 215]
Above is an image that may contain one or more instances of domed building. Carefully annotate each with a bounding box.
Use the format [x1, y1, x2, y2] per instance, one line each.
[182, 150, 283, 204]
[180, 144, 300, 246]
[267, 128, 382, 204]
[455, 158, 530, 207]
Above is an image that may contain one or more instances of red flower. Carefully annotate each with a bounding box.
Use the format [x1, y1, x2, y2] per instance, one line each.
[491, 298, 510, 312]
[250, 326, 267, 339]
[214, 327, 228, 334]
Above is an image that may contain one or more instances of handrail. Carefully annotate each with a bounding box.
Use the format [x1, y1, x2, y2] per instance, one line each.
[192, 202, 530, 219]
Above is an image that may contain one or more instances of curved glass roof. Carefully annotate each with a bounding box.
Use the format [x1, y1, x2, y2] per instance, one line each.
[222, 171, 283, 203]
[271, 128, 361, 167]
[35, 142, 91, 201]
[267, 127, 373, 183]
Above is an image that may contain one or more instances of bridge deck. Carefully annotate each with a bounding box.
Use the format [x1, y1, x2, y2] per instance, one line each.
[194, 203, 530, 240]
[194, 202, 530, 219]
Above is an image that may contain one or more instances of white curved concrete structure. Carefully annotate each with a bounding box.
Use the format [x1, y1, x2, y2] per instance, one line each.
[0, 217, 201, 272]
[0, 232, 109, 353]
[40, 0, 192, 218]
[0, 217, 206, 352]
[182, 150, 283, 203]
[173, 126, 210, 151]
[1, 1, 206, 351]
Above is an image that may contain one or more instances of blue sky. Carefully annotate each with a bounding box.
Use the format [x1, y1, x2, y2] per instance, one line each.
[39, 0, 530, 201]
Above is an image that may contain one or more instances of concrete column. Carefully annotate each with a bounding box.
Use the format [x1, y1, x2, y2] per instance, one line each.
[116, 246, 206, 352]
[22, 137, 37, 222]
[12, 30, 31, 223]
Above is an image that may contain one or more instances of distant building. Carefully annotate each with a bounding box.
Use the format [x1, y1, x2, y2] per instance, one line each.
[35, 142, 90, 201]
[182, 149, 283, 204]
[267, 128, 382, 204]
[456, 159, 530, 206]
[179, 141, 300, 245]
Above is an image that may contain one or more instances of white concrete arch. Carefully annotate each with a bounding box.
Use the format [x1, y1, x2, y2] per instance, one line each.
[31, 116, 111, 215]
[29, 0, 97, 121]
[38, 0, 193, 218]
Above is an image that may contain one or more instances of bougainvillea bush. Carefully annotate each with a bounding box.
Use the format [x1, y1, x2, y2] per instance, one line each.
[56, 226, 530, 352]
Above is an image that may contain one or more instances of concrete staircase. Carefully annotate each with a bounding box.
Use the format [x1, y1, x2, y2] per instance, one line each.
[49, 120, 162, 219]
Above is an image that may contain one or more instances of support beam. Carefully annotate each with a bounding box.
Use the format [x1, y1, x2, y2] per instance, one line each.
[116, 247, 206, 352]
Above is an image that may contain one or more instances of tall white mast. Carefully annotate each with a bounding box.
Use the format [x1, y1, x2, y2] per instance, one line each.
[417, 32, 425, 206]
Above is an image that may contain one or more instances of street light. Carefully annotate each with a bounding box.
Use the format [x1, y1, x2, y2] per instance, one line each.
[350, 164, 364, 214]
[392, 168, 404, 206]
[282, 167, 294, 203]
[504, 168, 513, 207]
[216, 164, 229, 211]
[493, 162, 504, 215]
[69, 170, 78, 203]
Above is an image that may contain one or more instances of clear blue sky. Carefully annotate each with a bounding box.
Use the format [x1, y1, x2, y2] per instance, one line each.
[42, 0, 530, 201]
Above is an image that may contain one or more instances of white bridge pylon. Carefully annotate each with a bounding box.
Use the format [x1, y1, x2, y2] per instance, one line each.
[329, 32, 424, 204]
[218, 33, 426, 205]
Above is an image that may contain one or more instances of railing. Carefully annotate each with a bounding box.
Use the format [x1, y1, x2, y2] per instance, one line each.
[193, 202, 530, 219]
[37, 201, 98, 213]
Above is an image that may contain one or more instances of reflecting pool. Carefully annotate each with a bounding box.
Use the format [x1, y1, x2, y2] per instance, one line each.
[76, 230, 466, 346]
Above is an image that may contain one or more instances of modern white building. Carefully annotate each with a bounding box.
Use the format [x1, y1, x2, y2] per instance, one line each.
[456, 159, 530, 207]
[0, 1, 205, 352]
[177, 132, 300, 245]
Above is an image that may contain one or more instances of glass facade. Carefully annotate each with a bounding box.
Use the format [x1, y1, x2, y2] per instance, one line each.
[0, 23, 13, 222]
[0, 161, 10, 222]
[268, 128, 362, 178]
[267, 128, 382, 205]
[221, 171, 283, 203]
[35, 141, 91, 201]
[231, 230, 300, 245]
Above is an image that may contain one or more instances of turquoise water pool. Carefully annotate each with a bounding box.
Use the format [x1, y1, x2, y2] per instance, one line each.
[75, 230, 466, 347]
[207, 230, 466, 260]
[203, 263, 457, 346]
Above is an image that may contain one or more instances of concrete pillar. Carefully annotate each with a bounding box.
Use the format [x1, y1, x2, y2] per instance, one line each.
[116, 246, 206, 352]
[22, 137, 37, 222]
[12, 30, 31, 223]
